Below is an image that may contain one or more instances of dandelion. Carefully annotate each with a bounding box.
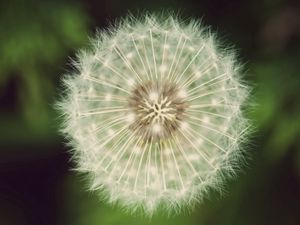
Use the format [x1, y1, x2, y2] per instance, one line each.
[58, 14, 250, 215]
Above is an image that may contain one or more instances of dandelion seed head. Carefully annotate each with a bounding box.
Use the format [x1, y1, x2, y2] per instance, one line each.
[58, 13, 251, 216]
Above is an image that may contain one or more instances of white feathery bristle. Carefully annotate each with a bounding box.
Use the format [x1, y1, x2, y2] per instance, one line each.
[58, 13, 250, 216]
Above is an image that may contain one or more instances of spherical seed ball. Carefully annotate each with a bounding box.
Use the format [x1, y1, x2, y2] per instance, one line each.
[58, 14, 250, 215]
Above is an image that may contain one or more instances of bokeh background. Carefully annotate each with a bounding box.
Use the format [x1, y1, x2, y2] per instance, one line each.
[1, 0, 300, 224]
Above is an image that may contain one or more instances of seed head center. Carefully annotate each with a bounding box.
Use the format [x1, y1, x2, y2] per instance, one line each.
[128, 81, 188, 141]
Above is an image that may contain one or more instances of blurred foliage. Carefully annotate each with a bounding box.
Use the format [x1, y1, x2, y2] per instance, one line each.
[0, 0, 89, 143]
[252, 58, 300, 162]
[0, 0, 300, 225]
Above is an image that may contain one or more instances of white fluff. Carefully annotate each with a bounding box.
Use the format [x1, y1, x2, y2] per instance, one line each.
[57, 14, 250, 216]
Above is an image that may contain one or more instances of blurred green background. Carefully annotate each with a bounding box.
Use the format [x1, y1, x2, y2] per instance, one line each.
[0, 0, 300, 224]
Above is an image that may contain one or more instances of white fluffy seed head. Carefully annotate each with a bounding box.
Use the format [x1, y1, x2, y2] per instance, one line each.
[58, 13, 251, 216]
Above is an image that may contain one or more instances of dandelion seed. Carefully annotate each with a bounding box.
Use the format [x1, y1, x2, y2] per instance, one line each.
[57, 13, 250, 216]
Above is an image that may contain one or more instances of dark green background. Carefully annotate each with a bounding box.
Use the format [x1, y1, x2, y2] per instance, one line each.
[1, 0, 300, 224]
